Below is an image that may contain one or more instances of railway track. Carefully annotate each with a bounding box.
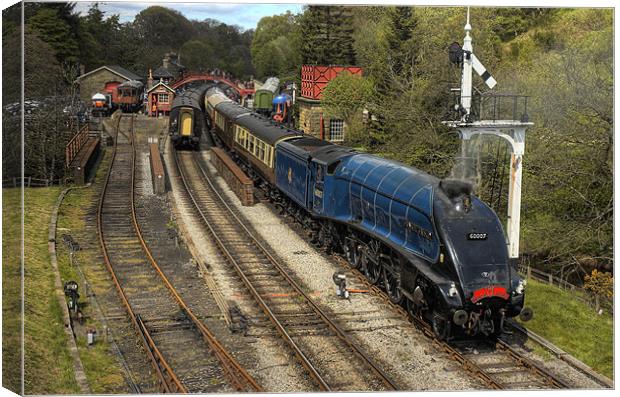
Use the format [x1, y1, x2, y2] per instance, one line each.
[331, 255, 571, 390]
[174, 149, 399, 392]
[97, 114, 261, 393]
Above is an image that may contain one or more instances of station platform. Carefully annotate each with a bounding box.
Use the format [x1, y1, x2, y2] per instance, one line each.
[68, 136, 101, 185]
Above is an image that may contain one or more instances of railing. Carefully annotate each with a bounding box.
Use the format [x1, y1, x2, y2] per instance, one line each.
[445, 90, 530, 124]
[2, 176, 64, 188]
[518, 263, 612, 312]
[65, 125, 89, 167]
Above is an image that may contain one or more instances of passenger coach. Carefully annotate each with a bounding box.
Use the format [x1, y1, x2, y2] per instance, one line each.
[169, 84, 211, 149]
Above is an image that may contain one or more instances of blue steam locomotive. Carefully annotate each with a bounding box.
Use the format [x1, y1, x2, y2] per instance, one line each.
[203, 88, 532, 340]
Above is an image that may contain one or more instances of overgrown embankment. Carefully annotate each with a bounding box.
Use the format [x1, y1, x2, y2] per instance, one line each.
[522, 278, 613, 379]
[2, 188, 23, 394]
[55, 151, 128, 393]
[3, 187, 82, 394]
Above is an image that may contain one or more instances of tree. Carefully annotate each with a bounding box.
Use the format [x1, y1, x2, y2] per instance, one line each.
[322, 73, 373, 122]
[298, 6, 356, 65]
[180, 40, 215, 71]
[510, 9, 613, 274]
[133, 6, 194, 48]
[251, 12, 301, 79]
[584, 270, 613, 313]
[27, 6, 79, 63]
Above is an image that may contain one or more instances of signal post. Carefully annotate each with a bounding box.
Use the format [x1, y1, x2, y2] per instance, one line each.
[443, 8, 533, 262]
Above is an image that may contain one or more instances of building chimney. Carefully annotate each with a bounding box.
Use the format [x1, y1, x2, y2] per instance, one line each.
[79, 64, 85, 76]
[163, 54, 170, 70]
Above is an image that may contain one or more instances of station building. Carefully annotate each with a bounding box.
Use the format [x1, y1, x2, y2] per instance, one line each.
[146, 79, 175, 117]
[75, 65, 143, 105]
[150, 52, 186, 86]
[297, 65, 362, 142]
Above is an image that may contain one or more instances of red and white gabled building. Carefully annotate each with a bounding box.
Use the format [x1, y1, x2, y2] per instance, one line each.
[147, 80, 175, 117]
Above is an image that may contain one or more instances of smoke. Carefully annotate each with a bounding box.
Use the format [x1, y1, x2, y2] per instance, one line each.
[448, 134, 486, 192]
[446, 135, 506, 192]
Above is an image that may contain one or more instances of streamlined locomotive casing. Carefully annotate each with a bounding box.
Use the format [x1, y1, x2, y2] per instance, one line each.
[275, 135, 527, 336]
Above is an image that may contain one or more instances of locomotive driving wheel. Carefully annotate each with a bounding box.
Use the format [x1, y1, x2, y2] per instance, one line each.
[363, 240, 382, 284]
[382, 264, 402, 304]
[343, 237, 361, 269]
[432, 311, 451, 340]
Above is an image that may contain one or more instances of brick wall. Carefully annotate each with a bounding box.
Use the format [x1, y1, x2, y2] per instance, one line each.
[298, 98, 346, 141]
[78, 69, 126, 104]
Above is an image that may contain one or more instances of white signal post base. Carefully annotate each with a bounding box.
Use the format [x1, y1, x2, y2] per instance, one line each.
[443, 120, 533, 260]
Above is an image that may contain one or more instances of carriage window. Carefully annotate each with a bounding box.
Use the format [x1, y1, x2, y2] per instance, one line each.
[257, 141, 264, 160]
[266, 146, 272, 166]
[249, 135, 255, 153]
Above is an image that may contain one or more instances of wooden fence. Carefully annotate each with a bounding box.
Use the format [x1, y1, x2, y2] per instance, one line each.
[65, 125, 89, 167]
[519, 264, 612, 312]
[2, 177, 64, 188]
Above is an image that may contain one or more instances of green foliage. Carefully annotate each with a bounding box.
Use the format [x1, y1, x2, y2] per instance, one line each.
[180, 40, 216, 71]
[521, 278, 613, 378]
[27, 6, 79, 62]
[133, 6, 195, 48]
[504, 8, 613, 271]
[299, 6, 356, 65]
[321, 73, 373, 121]
[251, 12, 301, 79]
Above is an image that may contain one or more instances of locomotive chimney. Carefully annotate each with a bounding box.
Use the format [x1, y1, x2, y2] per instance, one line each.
[439, 179, 473, 199]
[439, 178, 473, 212]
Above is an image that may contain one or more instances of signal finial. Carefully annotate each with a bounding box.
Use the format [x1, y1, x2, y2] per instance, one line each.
[465, 6, 471, 33]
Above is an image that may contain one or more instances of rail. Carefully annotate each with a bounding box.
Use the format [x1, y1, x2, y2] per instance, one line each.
[66, 124, 90, 167]
[175, 150, 398, 391]
[97, 114, 187, 393]
[98, 115, 261, 393]
[333, 255, 570, 390]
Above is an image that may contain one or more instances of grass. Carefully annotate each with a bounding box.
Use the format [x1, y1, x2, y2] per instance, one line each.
[2, 148, 125, 393]
[4, 186, 82, 394]
[520, 278, 613, 379]
[55, 151, 127, 392]
[2, 188, 22, 394]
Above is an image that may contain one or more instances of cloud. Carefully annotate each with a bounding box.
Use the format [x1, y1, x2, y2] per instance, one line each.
[73, 1, 304, 30]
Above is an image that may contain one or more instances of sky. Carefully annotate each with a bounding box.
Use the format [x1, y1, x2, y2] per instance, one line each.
[73, 1, 305, 31]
